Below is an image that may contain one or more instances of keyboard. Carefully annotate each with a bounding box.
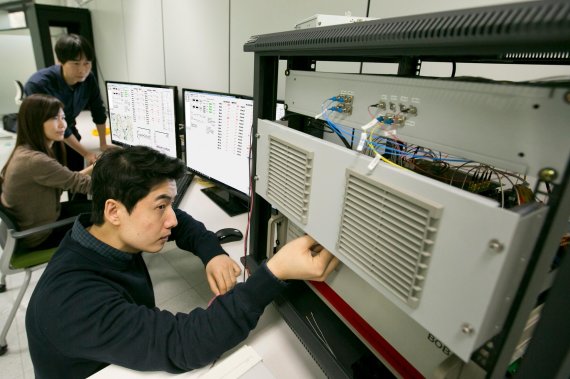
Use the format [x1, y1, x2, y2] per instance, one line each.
[172, 172, 195, 209]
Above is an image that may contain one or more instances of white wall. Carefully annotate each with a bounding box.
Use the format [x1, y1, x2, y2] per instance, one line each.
[0, 0, 74, 117]
[88, 0, 129, 83]
[163, 0, 229, 94]
[88, 0, 370, 99]
[229, 0, 369, 97]
[88, 0, 164, 85]
[0, 31, 36, 116]
[368, 0, 527, 18]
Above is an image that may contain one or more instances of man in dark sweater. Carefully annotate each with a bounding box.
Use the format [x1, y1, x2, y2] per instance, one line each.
[25, 146, 338, 379]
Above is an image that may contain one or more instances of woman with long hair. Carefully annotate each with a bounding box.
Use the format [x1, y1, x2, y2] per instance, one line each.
[0, 94, 92, 249]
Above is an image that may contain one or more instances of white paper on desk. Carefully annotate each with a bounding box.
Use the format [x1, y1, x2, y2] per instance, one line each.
[88, 345, 262, 379]
[202, 345, 261, 379]
[0, 129, 15, 139]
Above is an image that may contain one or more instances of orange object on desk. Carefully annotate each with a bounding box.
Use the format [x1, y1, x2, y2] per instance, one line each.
[91, 127, 110, 136]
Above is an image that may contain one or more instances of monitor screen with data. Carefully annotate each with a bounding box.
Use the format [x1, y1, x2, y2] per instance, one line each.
[106, 81, 179, 158]
[183, 89, 254, 216]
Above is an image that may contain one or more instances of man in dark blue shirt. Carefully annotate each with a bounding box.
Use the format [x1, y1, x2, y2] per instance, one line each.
[24, 33, 109, 171]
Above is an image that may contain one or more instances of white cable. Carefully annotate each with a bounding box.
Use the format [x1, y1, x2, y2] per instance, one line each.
[356, 132, 367, 151]
[367, 153, 381, 172]
[361, 118, 378, 131]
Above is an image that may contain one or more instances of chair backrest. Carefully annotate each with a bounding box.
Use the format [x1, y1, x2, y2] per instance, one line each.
[14, 80, 24, 106]
[0, 204, 63, 273]
[0, 205, 19, 274]
[0, 206, 17, 250]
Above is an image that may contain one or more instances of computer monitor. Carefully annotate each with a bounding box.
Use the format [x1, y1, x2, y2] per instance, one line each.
[183, 89, 254, 216]
[106, 81, 179, 158]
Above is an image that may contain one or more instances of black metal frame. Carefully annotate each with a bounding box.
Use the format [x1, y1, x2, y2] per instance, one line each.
[244, 1, 570, 377]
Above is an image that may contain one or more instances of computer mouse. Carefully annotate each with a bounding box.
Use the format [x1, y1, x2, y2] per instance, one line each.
[215, 227, 243, 244]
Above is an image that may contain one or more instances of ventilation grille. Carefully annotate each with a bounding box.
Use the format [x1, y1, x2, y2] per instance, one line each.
[244, 1, 570, 59]
[505, 51, 570, 59]
[337, 171, 442, 308]
[267, 136, 313, 224]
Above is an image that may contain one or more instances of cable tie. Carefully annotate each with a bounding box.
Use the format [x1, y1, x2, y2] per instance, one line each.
[356, 132, 368, 151]
[367, 153, 381, 172]
[381, 129, 398, 137]
[362, 118, 378, 131]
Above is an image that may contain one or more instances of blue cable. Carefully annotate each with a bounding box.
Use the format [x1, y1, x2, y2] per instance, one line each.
[321, 102, 345, 139]
[320, 98, 471, 163]
[367, 139, 471, 162]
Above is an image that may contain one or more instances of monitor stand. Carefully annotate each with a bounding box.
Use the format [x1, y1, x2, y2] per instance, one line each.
[201, 186, 249, 217]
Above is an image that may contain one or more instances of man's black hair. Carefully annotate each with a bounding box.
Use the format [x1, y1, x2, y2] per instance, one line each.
[91, 146, 186, 225]
[54, 33, 95, 63]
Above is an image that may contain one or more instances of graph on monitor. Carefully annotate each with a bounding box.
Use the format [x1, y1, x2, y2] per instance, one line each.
[106, 81, 179, 158]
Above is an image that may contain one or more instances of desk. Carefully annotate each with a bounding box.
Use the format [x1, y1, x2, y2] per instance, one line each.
[74, 113, 325, 378]
[0, 129, 16, 169]
[75, 110, 110, 153]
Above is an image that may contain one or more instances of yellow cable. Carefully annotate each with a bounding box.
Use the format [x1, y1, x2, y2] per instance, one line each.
[367, 123, 410, 171]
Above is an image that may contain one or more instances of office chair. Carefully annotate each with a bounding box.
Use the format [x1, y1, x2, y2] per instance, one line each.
[14, 80, 24, 106]
[0, 205, 76, 356]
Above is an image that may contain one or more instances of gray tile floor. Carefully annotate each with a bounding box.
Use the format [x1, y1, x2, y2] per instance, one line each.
[0, 242, 213, 379]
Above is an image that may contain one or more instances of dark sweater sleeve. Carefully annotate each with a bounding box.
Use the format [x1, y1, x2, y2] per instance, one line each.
[24, 80, 44, 96]
[36, 260, 287, 373]
[24, 72, 52, 97]
[171, 208, 227, 265]
[86, 74, 107, 125]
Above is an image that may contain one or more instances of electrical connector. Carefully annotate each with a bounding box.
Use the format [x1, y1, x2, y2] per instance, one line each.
[338, 103, 352, 114]
[328, 103, 352, 115]
[399, 103, 418, 116]
[326, 91, 354, 115]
